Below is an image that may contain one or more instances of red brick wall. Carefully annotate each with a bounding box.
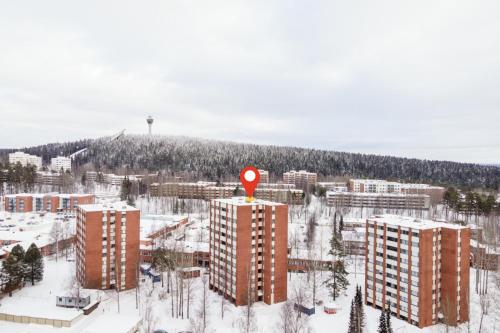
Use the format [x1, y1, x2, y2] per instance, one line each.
[235, 205, 253, 306]
[82, 210, 104, 289]
[124, 209, 140, 290]
[440, 228, 459, 326]
[459, 229, 470, 323]
[264, 204, 287, 305]
[418, 229, 434, 328]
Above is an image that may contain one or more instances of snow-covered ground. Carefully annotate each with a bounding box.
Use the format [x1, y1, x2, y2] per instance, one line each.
[1, 193, 498, 332]
[0, 211, 75, 254]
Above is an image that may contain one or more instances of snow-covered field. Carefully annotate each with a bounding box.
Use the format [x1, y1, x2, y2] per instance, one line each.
[1, 194, 498, 332]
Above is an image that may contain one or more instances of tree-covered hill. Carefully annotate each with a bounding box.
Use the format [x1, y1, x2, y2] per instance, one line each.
[1, 135, 499, 190]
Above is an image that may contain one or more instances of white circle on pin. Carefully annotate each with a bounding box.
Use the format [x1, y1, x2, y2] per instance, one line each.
[244, 170, 256, 182]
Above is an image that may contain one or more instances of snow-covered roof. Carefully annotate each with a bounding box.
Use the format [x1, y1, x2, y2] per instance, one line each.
[78, 202, 139, 212]
[327, 191, 430, 198]
[213, 196, 285, 206]
[368, 214, 467, 230]
[0, 211, 75, 253]
[140, 214, 188, 238]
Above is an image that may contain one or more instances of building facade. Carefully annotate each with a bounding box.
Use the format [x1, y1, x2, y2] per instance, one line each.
[9, 152, 42, 170]
[51, 156, 72, 172]
[283, 170, 317, 189]
[3, 193, 94, 213]
[348, 179, 445, 205]
[150, 181, 304, 205]
[365, 215, 470, 328]
[209, 197, 288, 306]
[326, 192, 430, 210]
[76, 203, 140, 290]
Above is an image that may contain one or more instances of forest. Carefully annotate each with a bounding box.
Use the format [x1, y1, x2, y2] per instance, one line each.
[1, 134, 499, 190]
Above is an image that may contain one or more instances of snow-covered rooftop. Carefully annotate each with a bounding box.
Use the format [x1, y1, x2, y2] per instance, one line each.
[78, 202, 139, 212]
[0, 211, 74, 253]
[212, 196, 285, 206]
[368, 214, 468, 230]
[140, 214, 188, 238]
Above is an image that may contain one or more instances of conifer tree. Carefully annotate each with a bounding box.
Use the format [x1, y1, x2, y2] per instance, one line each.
[24, 243, 44, 285]
[355, 286, 366, 331]
[378, 309, 387, 333]
[326, 234, 349, 300]
[1, 244, 26, 295]
[386, 303, 393, 333]
[347, 300, 357, 333]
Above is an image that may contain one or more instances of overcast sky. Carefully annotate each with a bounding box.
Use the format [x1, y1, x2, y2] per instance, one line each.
[1, 1, 499, 164]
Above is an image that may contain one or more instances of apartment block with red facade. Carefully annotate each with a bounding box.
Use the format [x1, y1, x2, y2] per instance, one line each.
[76, 203, 140, 291]
[365, 215, 470, 328]
[283, 170, 317, 190]
[4, 193, 94, 213]
[209, 197, 288, 306]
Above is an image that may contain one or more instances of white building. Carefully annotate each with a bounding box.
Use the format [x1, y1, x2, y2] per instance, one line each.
[51, 156, 72, 172]
[8, 152, 42, 170]
[348, 179, 444, 194]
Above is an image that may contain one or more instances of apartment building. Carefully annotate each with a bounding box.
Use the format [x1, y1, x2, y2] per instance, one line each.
[50, 156, 72, 172]
[4, 194, 33, 213]
[36, 171, 63, 186]
[8, 152, 42, 170]
[342, 228, 366, 256]
[4, 193, 94, 213]
[326, 192, 430, 210]
[76, 203, 140, 290]
[348, 179, 445, 205]
[150, 182, 304, 204]
[283, 170, 317, 190]
[365, 215, 470, 328]
[209, 197, 288, 306]
[258, 170, 269, 183]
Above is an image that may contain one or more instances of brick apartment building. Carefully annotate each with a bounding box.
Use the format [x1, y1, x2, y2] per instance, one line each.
[209, 197, 288, 306]
[365, 215, 470, 328]
[348, 179, 445, 205]
[150, 181, 304, 205]
[76, 203, 140, 290]
[283, 170, 317, 190]
[4, 193, 94, 213]
[326, 192, 430, 210]
[258, 169, 269, 183]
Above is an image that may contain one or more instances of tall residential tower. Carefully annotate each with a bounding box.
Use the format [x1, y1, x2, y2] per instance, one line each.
[365, 215, 470, 328]
[209, 197, 288, 306]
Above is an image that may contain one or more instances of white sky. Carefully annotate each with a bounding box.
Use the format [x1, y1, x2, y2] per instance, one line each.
[0, 1, 499, 164]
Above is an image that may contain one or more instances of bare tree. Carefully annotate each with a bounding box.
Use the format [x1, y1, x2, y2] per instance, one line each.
[276, 300, 308, 333]
[238, 263, 257, 333]
[142, 298, 158, 333]
[50, 220, 63, 262]
[478, 292, 491, 333]
[190, 275, 210, 333]
[185, 273, 195, 319]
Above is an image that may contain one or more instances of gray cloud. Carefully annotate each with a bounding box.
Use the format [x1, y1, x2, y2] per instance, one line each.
[0, 0, 499, 163]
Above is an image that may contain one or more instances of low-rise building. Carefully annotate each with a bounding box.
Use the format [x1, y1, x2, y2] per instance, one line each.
[150, 181, 304, 205]
[326, 192, 430, 210]
[348, 179, 445, 205]
[3, 193, 94, 213]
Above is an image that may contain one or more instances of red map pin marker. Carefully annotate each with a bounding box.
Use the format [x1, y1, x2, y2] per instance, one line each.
[240, 166, 260, 201]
